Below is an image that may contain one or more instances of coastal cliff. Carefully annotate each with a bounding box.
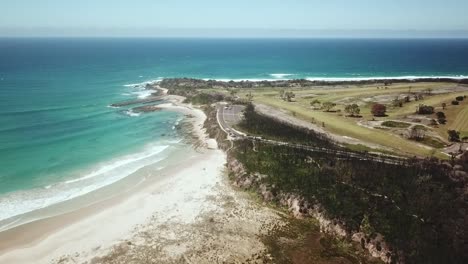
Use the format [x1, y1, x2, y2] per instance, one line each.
[226, 155, 395, 263]
[202, 104, 467, 264]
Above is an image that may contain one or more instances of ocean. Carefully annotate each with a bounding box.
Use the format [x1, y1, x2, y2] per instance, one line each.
[1, 38, 468, 226]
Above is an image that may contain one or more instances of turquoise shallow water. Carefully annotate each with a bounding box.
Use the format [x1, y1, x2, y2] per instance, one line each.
[1, 38, 468, 221]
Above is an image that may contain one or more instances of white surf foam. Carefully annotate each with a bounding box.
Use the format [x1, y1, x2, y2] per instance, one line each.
[270, 73, 295, 79]
[123, 78, 163, 88]
[132, 90, 153, 99]
[0, 144, 170, 223]
[200, 75, 468, 82]
[305, 75, 468, 81]
[123, 83, 142, 87]
[123, 110, 141, 117]
[202, 78, 282, 82]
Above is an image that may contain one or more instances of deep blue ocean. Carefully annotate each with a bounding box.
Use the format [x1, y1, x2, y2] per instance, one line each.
[1, 38, 468, 222]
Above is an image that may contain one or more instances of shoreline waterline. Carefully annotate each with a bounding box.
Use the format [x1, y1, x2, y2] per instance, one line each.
[0, 143, 189, 232]
[0, 84, 202, 231]
[0, 147, 225, 263]
[0, 91, 223, 262]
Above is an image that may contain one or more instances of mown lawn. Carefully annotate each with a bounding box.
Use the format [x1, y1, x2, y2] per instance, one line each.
[235, 82, 466, 157]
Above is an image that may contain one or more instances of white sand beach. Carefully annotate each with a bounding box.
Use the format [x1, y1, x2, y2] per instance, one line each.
[0, 96, 280, 264]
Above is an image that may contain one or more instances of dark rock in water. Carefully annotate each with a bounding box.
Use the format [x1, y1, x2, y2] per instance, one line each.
[132, 105, 162, 113]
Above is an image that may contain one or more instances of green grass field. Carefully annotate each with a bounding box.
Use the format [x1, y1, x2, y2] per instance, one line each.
[233, 82, 468, 157]
[450, 105, 468, 132]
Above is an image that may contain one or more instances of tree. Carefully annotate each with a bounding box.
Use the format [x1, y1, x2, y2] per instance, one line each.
[455, 96, 464, 101]
[417, 104, 434, 115]
[424, 88, 433, 95]
[229, 89, 238, 98]
[246, 92, 254, 102]
[409, 126, 426, 141]
[279, 89, 285, 99]
[360, 214, 374, 237]
[344, 104, 361, 117]
[442, 103, 447, 110]
[322, 102, 336, 112]
[284, 91, 295, 102]
[451, 100, 459, 105]
[243, 103, 256, 128]
[310, 99, 321, 110]
[371, 104, 387, 116]
[448, 130, 460, 142]
[436, 112, 446, 124]
[392, 97, 403, 107]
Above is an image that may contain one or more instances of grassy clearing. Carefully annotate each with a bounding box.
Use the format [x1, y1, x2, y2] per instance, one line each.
[419, 137, 446, 148]
[253, 95, 435, 157]
[237, 82, 467, 157]
[450, 104, 468, 132]
[429, 97, 468, 139]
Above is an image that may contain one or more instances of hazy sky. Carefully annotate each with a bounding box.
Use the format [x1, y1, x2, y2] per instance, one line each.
[1, 0, 468, 37]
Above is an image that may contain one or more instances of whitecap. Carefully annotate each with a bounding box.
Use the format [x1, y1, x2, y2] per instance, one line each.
[123, 83, 142, 87]
[124, 110, 141, 117]
[132, 90, 153, 99]
[269, 73, 295, 79]
[305, 75, 468, 81]
[123, 78, 163, 88]
[202, 78, 281, 82]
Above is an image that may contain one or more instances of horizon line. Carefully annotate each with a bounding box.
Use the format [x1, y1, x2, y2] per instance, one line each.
[1, 28, 468, 38]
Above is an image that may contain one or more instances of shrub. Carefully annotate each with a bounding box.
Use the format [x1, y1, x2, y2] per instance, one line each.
[451, 100, 459, 105]
[448, 130, 460, 142]
[371, 104, 387, 116]
[283, 91, 295, 102]
[417, 104, 434, 114]
[455, 96, 464, 101]
[436, 112, 446, 119]
[322, 102, 336, 112]
[381, 121, 410, 128]
[185, 92, 224, 104]
[310, 99, 321, 109]
[344, 104, 361, 117]
[436, 112, 447, 124]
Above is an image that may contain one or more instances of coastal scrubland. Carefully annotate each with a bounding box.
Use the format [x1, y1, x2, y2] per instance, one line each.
[231, 106, 467, 263]
[161, 78, 468, 158]
[160, 78, 468, 263]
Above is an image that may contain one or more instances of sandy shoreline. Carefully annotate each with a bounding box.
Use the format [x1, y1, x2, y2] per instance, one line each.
[0, 90, 278, 263]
